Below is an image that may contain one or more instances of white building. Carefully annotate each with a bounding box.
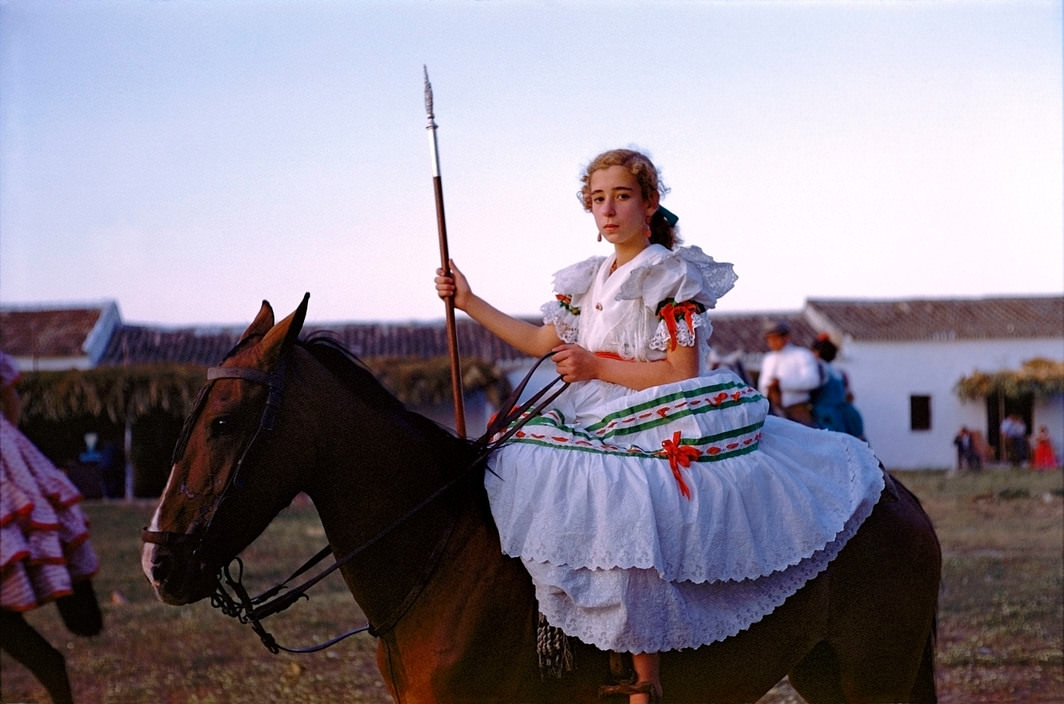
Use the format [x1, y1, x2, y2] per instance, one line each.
[803, 297, 1063, 469]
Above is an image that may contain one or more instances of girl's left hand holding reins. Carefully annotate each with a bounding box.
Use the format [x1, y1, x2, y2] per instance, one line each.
[551, 344, 600, 383]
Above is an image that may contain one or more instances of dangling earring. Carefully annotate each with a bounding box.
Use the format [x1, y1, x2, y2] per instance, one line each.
[597, 232, 603, 242]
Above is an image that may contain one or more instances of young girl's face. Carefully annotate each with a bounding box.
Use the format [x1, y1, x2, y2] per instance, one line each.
[589, 165, 657, 249]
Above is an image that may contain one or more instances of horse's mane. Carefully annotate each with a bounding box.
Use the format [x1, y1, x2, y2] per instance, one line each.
[299, 332, 476, 460]
[300, 332, 492, 521]
[172, 331, 477, 468]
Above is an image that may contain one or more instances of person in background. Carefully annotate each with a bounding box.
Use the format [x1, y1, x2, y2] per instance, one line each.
[758, 321, 821, 426]
[1, 350, 102, 704]
[1032, 425, 1058, 470]
[1000, 414, 1028, 466]
[953, 426, 982, 471]
[809, 335, 865, 440]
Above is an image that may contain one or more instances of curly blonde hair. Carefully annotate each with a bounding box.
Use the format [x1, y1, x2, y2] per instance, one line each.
[577, 148, 678, 248]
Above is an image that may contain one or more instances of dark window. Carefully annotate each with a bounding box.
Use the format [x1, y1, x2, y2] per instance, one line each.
[910, 395, 931, 431]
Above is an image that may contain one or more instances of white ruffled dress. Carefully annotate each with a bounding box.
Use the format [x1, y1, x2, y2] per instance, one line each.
[484, 244, 885, 653]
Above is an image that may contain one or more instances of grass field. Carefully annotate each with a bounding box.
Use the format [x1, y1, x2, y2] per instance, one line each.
[2, 468, 1061, 703]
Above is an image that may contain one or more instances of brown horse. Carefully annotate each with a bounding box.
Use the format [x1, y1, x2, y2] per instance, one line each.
[141, 297, 941, 703]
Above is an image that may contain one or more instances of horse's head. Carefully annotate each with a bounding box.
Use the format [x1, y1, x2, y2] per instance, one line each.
[142, 295, 311, 605]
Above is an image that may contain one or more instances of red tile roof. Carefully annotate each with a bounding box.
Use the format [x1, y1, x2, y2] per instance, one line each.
[707, 312, 819, 355]
[100, 324, 244, 366]
[0, 305, 105, 358]
[98, 318, 531, 367]
[806, 296, 1063, 342]
[318, 319, 530, 363]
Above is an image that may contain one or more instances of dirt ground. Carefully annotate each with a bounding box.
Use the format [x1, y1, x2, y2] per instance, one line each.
[2, 469, 1061, 703]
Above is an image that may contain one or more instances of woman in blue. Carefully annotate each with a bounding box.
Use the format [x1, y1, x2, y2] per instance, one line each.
[811, 335, 866, 440]
[435, 148, 883, 703]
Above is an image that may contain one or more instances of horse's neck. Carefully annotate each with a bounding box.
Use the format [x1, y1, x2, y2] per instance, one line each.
[303, 403, 476, 631]
[376, 494, 543, 699]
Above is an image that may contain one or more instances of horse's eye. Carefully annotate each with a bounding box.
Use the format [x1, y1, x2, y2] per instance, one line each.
[210, 416, 234, 436]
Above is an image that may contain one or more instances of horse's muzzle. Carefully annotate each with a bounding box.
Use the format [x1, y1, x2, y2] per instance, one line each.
[141, 531, 218, 605]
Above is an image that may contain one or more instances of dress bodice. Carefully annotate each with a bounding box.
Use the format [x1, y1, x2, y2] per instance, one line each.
[541, 244, 737, 375]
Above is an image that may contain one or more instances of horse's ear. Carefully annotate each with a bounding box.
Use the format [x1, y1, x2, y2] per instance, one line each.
[283, 293, 310, 349]
[258, 293, 310, 366]
[238, 301, 276, 345]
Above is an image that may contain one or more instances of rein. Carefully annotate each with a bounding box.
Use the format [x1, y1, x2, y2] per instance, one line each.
[155, 350, 568, 655]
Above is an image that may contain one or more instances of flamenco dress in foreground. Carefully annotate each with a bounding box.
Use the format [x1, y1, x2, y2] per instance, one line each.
[485, 244, 885, 653]
[1, 415, 100, 613]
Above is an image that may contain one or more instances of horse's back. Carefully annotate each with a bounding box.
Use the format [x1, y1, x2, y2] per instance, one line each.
[664, 475, 940, 702]
[610, 476, 940, 703]
[384, 472, 940, 703]
[825, 475, 940, 641]
[791, 474, 941, 702]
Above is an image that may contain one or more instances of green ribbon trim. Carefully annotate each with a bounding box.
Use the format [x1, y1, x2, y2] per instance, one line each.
[504, 422, 763, 464]
[515, 387, 763, 444]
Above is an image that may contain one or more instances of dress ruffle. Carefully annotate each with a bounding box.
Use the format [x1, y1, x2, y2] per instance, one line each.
[551, 255, 605, 296]
[542, 246, 735, 361]
[486, 371, 885, 652]
[1, 416, 99, 612]
[648, 310, 707, 352]
[528, 481, 876, 653]
[617, 245, 736, 311]
[542, 299, 581, 345]
[542, 255, 604, 344]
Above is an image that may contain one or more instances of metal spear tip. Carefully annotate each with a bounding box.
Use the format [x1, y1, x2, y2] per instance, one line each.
[423, 65, 434, 118]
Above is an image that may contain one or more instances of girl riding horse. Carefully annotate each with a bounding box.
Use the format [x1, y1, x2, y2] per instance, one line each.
[435, 148, 889, 703]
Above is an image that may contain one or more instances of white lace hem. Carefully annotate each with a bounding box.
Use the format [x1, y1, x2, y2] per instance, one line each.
[531, 487, 878, 653]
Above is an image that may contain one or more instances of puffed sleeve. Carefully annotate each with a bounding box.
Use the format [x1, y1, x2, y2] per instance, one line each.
[618, 246, 737, 351]
[540, 255, 605, 343]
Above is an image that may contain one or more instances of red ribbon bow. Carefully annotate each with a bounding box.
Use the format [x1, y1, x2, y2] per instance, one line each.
[556, 294, 579, 315]
[661, 431, 702, 499]
[658, 300, 702, 351]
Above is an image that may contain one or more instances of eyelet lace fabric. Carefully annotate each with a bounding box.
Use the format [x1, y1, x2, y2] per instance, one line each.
[542, 300, 580, 344]
[528, 490, 875, 653]
[617, 245, 737, 311]
[648, 313, 708, 352]
[487, 376, 885, 652]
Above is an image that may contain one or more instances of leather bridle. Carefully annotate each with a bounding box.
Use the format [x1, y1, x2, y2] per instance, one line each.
[142, 360, 286, 559]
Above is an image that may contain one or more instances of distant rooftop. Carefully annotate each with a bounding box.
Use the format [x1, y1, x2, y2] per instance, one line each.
[806, 296, 1063, 342]
[98, 318, 533, 367]
[0, 302, 120, 366]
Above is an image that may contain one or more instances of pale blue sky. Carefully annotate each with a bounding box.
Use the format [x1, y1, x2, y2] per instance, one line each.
[1, 0, 1061, 326]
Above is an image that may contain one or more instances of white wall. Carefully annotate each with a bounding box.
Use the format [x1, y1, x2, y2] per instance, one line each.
[838, 337, 1064, 469]
[11, 354, 93, 372]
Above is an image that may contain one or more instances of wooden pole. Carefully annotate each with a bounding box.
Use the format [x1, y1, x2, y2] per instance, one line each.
[424, 67, 466, 437]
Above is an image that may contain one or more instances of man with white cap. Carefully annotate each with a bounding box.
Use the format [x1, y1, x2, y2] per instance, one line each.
[758, 321, 821, 426]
